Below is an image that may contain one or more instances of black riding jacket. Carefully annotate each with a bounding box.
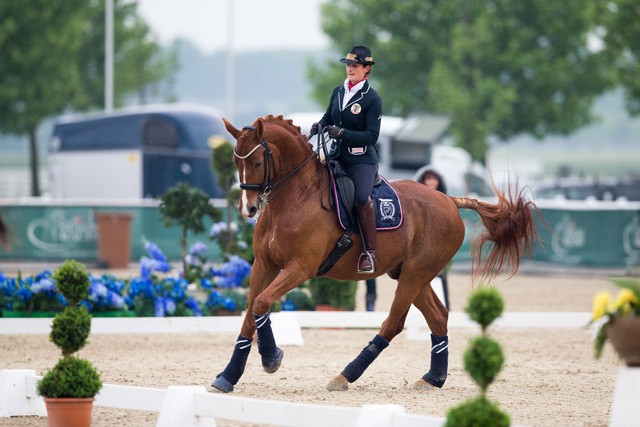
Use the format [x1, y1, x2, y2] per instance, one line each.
[319, 81, 382, 165]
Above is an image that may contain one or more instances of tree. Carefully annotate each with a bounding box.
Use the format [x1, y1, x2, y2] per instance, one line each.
[0, 0, 176, 196]
[74, 1, 177, 109]
[158, 182, 222, 278]
[314, 0, 612, 163]
[210, 137, 255, 262]
[602, 0, 640, 116]
[0, 1, 89, 196]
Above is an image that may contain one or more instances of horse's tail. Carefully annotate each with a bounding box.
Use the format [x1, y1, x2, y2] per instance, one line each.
[450, 182, 540, 283]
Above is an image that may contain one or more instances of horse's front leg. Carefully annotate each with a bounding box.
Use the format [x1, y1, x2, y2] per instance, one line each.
[212, 261, 312, 393]
[211, 261, 280, 393]
[250, 262, 315, 374]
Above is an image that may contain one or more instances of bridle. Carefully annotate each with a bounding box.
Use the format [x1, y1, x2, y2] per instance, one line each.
[233, 125, 316, 204]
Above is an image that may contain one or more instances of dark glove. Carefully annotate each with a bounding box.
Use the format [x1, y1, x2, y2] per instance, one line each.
[325, 125, 344, 139]
[309, 122, 322, 136]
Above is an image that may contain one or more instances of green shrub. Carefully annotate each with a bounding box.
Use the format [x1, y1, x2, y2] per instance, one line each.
[308, 277, 357, 310]
[285, 289, 314, 311]
[270, 299, 282, 312]
[445, 396, 510, 427]
[465, 287, 504, 330]
[50, 306, 92, 356]
[37, 356, 102, 398]
[463, 336, 505, 391]
[52, 260, 90, 306]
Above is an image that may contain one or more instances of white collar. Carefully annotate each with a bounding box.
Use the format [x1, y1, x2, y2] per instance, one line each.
[342, 79, 367, 110]
[343, 78, 367, 94]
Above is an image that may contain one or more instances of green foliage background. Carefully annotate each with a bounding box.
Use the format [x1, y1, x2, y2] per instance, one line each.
[312, 0, 639, 164]
[0, 0, 176, 196]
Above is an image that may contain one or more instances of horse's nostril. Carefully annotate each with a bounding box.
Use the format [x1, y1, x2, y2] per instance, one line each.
[249, 206, 258, 217]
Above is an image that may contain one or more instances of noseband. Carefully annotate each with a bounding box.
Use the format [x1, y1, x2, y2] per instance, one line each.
[233, 126, 316, 204]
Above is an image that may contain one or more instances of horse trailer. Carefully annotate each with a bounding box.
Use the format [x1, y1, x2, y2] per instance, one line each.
[48, 104, 230, 199]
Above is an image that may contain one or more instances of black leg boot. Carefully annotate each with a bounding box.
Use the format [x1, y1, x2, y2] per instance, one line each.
[355, 198, 377, 273]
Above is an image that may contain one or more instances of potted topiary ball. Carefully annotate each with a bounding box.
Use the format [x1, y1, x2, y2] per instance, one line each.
[445, 287, 510, 427]
[37, 260, 102, 427]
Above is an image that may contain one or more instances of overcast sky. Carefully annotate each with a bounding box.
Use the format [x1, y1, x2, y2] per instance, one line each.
[136, 0, 330, 53]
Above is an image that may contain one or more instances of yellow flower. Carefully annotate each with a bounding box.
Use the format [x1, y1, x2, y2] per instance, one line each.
[614, 288, 637, 315]
[591, 291, 611, 320]
[208, 135, 228, 149]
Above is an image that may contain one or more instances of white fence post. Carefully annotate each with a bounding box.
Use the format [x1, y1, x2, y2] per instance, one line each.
[271, 311, 304, 346]
[156, 386, 216, 427]
[0, 370, 46, 417]
[610, 367, 640, 427]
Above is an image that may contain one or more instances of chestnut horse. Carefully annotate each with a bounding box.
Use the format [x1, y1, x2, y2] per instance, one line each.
[212, 114, 538, 393]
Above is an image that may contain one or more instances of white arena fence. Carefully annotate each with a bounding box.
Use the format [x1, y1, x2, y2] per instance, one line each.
[0, 369, 447, 427]
[3, 310, 633, 427]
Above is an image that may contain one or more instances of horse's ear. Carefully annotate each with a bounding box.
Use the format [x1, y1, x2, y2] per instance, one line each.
[222, 118, 241, 139]
[255, 118, 264, 139]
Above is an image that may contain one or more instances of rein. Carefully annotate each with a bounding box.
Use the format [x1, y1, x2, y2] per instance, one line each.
[313, 129, 336, 211]
[234, 131, 317, 205]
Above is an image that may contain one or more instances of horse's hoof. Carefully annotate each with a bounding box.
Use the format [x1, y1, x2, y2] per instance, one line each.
[412, 379, 438, 390]
[325, 375, 349, 391]
[263, 347, 284, 374]
[211, 375, 234, 393]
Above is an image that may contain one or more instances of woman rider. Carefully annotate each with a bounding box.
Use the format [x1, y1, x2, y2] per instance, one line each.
[309, 45, 382, 274]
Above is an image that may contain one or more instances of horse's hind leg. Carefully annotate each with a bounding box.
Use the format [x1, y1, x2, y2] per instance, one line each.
[326, 274, 421, 391]
[411, 284, 450, 390]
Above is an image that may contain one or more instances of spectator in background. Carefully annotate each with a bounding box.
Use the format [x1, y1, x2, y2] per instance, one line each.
[414, 166, 450, 310]
[0, 212, 10, 249]
[365, 278, 376, 311]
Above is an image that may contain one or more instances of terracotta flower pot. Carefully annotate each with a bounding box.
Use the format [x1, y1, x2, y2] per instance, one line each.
[607, 316, 640, 367]
[44, 397, 94, 427]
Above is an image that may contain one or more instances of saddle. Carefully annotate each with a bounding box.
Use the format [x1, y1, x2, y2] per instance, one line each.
[316, 161, 403, 276]
[328, 160, 403, 233]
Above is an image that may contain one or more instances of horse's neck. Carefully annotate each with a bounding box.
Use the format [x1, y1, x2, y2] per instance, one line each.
[262, 158, 327, 214]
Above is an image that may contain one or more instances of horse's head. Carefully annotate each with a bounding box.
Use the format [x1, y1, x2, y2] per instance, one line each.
[224, 115, 316, 219]
[224, 117, 270, 218]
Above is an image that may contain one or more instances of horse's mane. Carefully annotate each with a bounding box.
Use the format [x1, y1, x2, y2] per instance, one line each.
[254, 114, 312, 150]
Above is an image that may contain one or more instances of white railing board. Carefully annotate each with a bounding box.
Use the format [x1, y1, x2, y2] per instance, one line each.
[194, 392, 360, 427]
[0, 311, 593, 339]
[91, 317, 243, 334]
[96, 384, 166, 411]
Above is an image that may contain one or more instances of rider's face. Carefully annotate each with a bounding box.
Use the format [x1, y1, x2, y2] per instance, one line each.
[346, 63, 370, 85]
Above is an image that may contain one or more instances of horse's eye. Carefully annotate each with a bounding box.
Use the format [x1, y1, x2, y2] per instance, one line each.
[255, 162, 262, 168]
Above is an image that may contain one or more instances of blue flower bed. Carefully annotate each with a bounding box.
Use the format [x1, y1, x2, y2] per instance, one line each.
[0, 242, 252, 317]
[0, 240, 315, 317]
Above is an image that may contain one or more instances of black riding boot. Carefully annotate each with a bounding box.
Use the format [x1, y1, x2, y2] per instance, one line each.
[355, 199, 377, 273]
